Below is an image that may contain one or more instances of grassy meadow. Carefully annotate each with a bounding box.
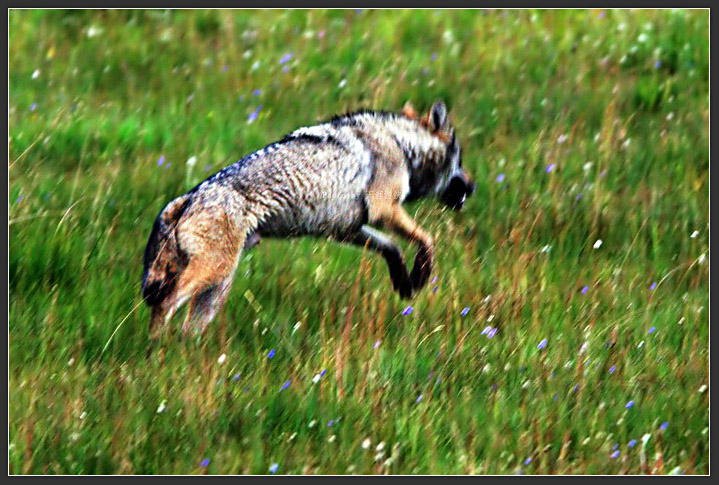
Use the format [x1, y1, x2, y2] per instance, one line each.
[8, 9, 709, 474]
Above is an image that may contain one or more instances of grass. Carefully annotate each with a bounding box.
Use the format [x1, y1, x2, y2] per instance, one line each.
[8, 9, 709, 475]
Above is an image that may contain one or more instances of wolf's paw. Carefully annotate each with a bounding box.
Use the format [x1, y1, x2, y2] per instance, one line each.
[410, 246, 433, 291]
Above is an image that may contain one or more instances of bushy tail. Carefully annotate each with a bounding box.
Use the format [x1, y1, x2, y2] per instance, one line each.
[141, 194, 192, 307]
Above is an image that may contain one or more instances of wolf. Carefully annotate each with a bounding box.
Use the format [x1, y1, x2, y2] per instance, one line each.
[141, 100, 475, 337]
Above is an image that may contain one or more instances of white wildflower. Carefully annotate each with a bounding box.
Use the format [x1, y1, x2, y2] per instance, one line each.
[31, 69, 40, 79]
[218, 353, 227, 364]
[593, 239, 603, 249]
[690, 230, 699, 238]
[186, 156, 197, 168]
[157, 400, 167, 413]
[361, 437, 371, 450]
[338, 79, 347, 89]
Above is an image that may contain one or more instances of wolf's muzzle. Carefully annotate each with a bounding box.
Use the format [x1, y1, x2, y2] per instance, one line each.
[440, 171, 475, 210]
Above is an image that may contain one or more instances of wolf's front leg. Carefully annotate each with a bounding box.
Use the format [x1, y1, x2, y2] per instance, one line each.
[349, 226, 413, 299]
[382, 205, 435, 292]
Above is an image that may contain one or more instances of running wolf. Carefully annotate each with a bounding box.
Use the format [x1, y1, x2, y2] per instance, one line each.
[141, 100, 475, 337]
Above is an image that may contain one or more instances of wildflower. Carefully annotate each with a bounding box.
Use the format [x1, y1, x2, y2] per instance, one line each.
[598, 10, 606, 18]
[187, 156, 197, 168]
[279, 53, 293, 65]
[481, 326, 492, 335]
[317, 30, 326, 39]
[581, 286, 589, 294]
[545, 163, 556, 173]
[612, 443, 619, 450]
[338, 79, 347, 88]
[690, 230, 699, 238]
[217, 353, 227, 364]
[267, 349, 276, 359]
[576, 194, 582, 200]
[487, 328, 498, 339]
[308, 420, 317, 428]
[699, 384, 707, 394]
[660, 421, 669, 431]
[609, 365, 616, 374]
[496, 173, 505, 183]
[269, 463, 279, 474]
[648, 326, 656, 334]
[320, 369, 327, 377]
[557, 134, 568, 144]
[157, 156, 165, 166]
[282, 65, 289, 73]
[232, 373, 241, 381]
[625, 400, 634, 409]
[537, 339, 548, 350]
[610, 450, 620, 459]
[222, 65, 228, 72]
[361, 438, 371, 449]
[252, 89, 261, 96]
[327, 420, 334, 427]
[432, 286, 439, 293]
[280, 380, 291, 391]
[29, 103, 37, 111]
[374, 340, 381, 349]
[430, 276, 438, 284]
[524, 457, 532, 465]
[593, 239, 603, 249]
[628, 439, 637, 448]
[654, 60, 662, 69]
[461, 307, 470, 316]
[541, 244, 552, 253]
[157, 400, 167, 413]
[201, 458, 210, 467]
[247, 105, 262, 123]
[328, 434, 336, 443]
[415, 394, 423, 403]
[650, 282, 657, 290]
[31, 69, 40, 79]
[430, 53, 438, 61]
[312, 374, 321, 384]
[401, 306, 413, 315]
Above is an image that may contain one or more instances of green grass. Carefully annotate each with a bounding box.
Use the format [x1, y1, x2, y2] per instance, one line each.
[9, 9, 708, 475]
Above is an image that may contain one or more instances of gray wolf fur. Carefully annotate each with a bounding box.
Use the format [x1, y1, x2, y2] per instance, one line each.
[142, 100, 475, 337]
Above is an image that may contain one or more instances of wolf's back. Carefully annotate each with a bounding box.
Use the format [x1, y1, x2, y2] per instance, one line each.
[141, 194, 192, 306]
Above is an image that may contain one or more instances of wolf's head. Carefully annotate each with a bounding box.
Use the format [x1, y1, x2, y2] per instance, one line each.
[402, 100, 475, 211]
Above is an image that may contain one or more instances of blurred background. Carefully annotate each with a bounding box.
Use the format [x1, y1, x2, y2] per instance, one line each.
[9, 9, 708, 474]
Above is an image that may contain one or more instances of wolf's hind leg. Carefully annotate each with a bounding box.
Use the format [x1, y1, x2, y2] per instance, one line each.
[349, 226, 413, 299]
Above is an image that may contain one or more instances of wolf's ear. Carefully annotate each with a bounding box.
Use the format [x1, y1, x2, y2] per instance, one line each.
[425, 100, 449, 132]
[402, 101, 418, 119]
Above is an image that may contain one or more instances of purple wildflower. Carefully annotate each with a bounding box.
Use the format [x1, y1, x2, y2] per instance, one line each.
[628, 439, 637, 448]
[576, 193, 582, 200]
[496, 173, 505, 183]
[430, 276, 438, 284]
[481, 326, 492, 335]
[318, 30, 326, 39]
[253, 89, 262, 96]
[650, 282, 657, 290]
[487, 328, 498, 339]
[601, 170, 607, 178]
[598, 10, 606, 18]
[280, 380, 291, 391]
[373, 340, 381, 349]
[279, 53, 293, 65]
[282, 65, 289, 73]
[29, 103, 37, 111]
[654, 60, 662, 69]
[545, 163, 556, 173]
[157, 156, 165, 166]
[222, 65, 228, 72]
[268, 349, 276, 359]
[573, 384, 579, 392]
[524, 457, 532, 465]
[431, 53, 438, 61]
[269, 463, 279, 474]
[612, 443, 619, 450]
[610, 450, 620, 459]
[247, 105, 262, 123]
[660, 421, 669, 431]
[232, 373, 241, 381]
[609, 365, 616, 374]
[201, 458, 210, 467]
[581, 286, 589, 294]
[625, 400, 634, 409]
[320, 369, 327, 377]
[537, 339, 548, 350]
[16, 195, 23, 203]
[648, 326, 656, 334]
[402, 306, 413, 315]
[416, 394, 423, 403]
[461, 307, 470, 316]
[432, 286, 439, 293]
[327, 420, 334, 427]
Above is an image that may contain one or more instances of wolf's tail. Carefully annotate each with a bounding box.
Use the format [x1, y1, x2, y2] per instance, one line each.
[141, 194, 193, 307]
